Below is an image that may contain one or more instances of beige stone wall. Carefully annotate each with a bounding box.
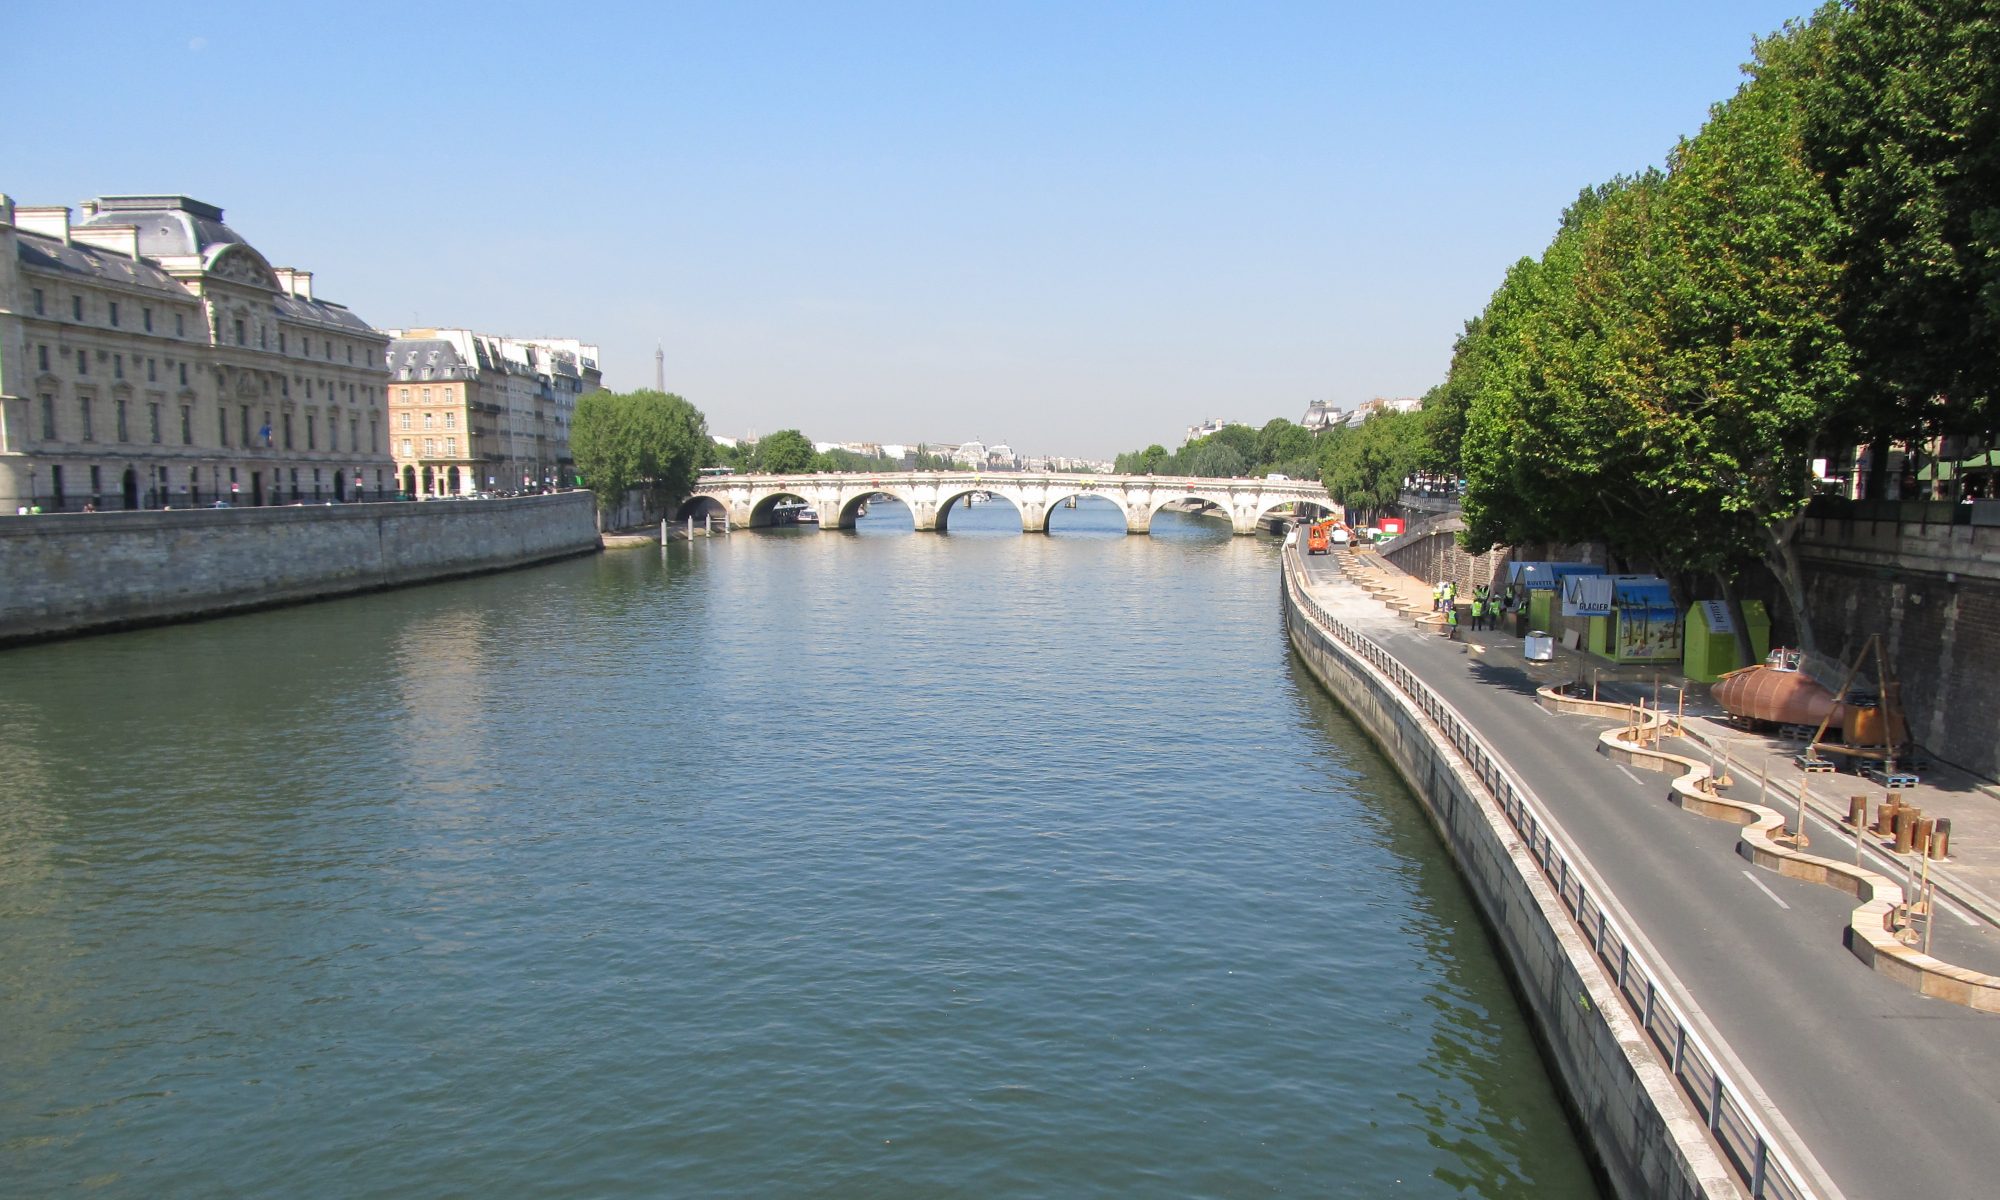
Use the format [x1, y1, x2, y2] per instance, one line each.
[0, 491, 599, 645]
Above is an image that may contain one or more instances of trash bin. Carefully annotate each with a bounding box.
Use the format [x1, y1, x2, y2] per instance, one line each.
[1524, 631, 1554, 662]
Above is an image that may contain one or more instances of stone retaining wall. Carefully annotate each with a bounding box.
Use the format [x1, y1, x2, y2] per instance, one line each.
[1282, 554, 1737, 1200]
[0, 491, 600, 645]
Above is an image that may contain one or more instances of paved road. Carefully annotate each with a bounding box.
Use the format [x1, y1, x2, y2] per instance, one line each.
[1297, 550, 2000, 1200]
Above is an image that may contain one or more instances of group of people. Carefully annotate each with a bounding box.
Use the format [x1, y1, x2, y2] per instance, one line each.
[1434, 579, 1521, 637]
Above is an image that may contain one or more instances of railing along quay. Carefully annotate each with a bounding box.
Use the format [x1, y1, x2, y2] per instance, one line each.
[1285, 550, 1815, 1200]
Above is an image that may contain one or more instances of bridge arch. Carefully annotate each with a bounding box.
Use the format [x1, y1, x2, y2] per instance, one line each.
[1145, 488, 1240, 533]
[827, 487, 917, 531]
[933, 485, 1020, 533]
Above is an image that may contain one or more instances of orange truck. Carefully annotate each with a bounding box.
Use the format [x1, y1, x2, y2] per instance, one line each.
[1306, 519, 1335, 554]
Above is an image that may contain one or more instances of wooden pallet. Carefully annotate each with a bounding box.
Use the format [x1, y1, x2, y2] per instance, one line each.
[1861, 764, 1920, 789]
[1778, 723, 1817, 742]
[1796, 753, 1836, 773]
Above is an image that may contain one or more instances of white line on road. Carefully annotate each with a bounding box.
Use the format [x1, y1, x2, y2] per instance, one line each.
[1616, 765, 1643, 787]
[1743, 870, 1792, 909]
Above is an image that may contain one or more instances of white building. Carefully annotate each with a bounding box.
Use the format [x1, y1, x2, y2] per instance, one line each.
[383, 329, 601, 496]
[0, 193, 395, 511]
[1301, 399, 1341, 431]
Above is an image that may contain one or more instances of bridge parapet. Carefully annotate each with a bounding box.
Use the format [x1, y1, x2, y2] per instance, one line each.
[686, 472, 1338, 535]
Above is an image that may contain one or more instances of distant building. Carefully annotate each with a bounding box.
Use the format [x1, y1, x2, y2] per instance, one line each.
[1, 193, 395, 511]
[1301, 399, 1341, 431]
[383, 329, 602, 496]
[1341, 396, 1422, 429]
[1184, 417, 1238, 444]
[953, 439, 987, 469]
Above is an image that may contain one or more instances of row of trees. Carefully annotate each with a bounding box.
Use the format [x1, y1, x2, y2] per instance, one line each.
[1113, 418, 1323, 480]
[1110, 412, 1432, 520]
[706, 430, 925, 475]
[570, 390, 711, 520]
[1421, 0, 2000, 652]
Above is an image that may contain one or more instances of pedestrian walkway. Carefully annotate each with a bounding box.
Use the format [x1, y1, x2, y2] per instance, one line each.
[1294, 544, 2000, 1200]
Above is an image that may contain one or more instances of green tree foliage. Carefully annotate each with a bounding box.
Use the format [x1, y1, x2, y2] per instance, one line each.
[571, 389, 711, 517]
[1320, 410, 1428, 516]
[812, 447, 901, 472]
[1443, 18, 1851, 649]
[1112, 424, 1327, 478]
[754, 429, 817, 474]
[1803, 0, 2000, 438]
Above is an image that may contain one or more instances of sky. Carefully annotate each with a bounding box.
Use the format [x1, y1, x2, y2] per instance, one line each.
[10, 1, 1818, 460]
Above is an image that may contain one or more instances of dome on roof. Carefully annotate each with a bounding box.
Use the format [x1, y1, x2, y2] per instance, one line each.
[76, 195, 247, 259]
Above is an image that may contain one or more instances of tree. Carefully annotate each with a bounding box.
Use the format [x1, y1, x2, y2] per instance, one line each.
[571, 390, 711, 518]
[1803, 0, 2000, 446]
[1321, 410, 1427, 515]
[1255, 419, 1316, 472]
[1184, 439, 1246, 478]
[755, 429, 817, 474]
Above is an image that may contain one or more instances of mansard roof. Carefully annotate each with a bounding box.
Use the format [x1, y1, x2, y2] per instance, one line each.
[76, 195, 247, 259]
[15, 231, 190, 297]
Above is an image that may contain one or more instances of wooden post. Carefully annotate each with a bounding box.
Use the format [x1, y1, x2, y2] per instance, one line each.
[1794, 773, 1809, 847]
[660, 518, 666, 546]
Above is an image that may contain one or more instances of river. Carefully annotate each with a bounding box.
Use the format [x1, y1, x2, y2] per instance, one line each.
[0, 497, 1599, 1197]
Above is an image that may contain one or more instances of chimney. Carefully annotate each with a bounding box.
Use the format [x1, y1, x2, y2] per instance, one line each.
[292, 270, 312, 301]
[14, 205, 72, 244]
[72, 223, 141, 260]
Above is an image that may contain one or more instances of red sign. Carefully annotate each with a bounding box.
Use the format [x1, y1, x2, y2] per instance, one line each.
[1379, 518, 1405, 534]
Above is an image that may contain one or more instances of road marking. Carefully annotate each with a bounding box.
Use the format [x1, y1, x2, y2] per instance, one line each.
[1743, 870, 1792, 909]
[1616, 765, 1642, 787]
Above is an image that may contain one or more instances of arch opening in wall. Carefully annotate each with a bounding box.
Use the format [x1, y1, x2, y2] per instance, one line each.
[935, 487, 1020, 535]
[1042, 491, 1125, 537]
[835, 489, 914, 533]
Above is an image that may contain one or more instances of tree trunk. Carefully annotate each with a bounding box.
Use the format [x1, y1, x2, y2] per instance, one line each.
[1760, 513, 1815, 655]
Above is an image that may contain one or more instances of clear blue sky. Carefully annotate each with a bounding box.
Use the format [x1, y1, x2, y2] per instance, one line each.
[10, 1, 1816, 459]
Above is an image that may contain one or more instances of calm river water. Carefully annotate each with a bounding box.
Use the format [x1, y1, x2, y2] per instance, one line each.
[0, 498, 1599, 1198]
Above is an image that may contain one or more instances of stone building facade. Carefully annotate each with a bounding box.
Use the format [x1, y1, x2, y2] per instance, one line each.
[0, 194, 394, 511]
[384, 330, 600, 497]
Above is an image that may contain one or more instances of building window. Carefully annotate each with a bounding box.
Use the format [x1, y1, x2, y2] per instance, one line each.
[424, 438, 436, 455]
[73, 295, 84, 321]
[77, 349, 88, 375]
[400, 412, 410, 430]
[282, 412, 294, 450]
[179, 363, 189, 386]
[116, 398, 129, 442]
[79, 398, 94, 442]
[423, 412, 434, 430]
[421, 388, 430, 404]
[446, 436, 456, 456]
[350, 417, 359, 452]
[260, 324, 268, 349]
[306, 414, 317, 450]
[242, 406, 252, 447]
[37, 345, 49, 371]
[371, 418, 379, 453]
[402, 438, 413, 457]
[33, 288, 45, 315]
[176, 313, 185, 337]
[109, 302, 120, 327]
[114, 354, 124, 380]
[444, 411, 455, 429]
[40, 394, 56, 440]
[400, 387, 410, 403]
[234, 319, 246, 346]
[149, 402, 162, 444]
[90, 464, 102, 499]
[144, 307, 154, 332]
[219, 406, 230, 447]
[279, 331, 287, 353]
[181, 406, 193, 445]
[147, 358, 157, 383]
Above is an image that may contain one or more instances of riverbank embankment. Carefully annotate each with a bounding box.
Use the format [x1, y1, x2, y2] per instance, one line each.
[1281, 544, 1750, 1200]
[0, 491, 600, 646]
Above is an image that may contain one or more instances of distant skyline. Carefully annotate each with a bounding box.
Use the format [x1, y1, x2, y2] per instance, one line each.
[8, 1, 1816, 459]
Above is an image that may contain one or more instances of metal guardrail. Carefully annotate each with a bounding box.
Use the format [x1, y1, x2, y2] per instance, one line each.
[1285, 549, 1816, 1200]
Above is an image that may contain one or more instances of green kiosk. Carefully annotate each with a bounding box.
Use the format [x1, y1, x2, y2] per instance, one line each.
[1682, 600, 1772, 682]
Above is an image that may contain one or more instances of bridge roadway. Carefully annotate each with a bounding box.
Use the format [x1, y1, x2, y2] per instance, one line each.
[1296, 548, 2000, 1200]
[685, 471, 1336, 535]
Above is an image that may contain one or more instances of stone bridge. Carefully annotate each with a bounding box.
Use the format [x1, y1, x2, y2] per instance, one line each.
[682, 472, 1338, 535]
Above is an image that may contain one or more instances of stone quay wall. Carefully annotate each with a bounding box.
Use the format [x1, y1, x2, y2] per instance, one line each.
[1281, 552, 1738, 1200]
[1794, 515, 2000, 780]
[0, 491, 600, 645]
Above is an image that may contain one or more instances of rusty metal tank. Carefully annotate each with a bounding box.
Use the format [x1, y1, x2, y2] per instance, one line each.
[1713, 649, 1844, 730]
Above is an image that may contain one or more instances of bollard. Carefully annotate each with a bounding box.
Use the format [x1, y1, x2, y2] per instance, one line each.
[1875, 799, 1901, 837]
[1848, 795, 1868, 829]
[1932, 818, 1952, 860]
[1894, 808, 1917, 855]
[1915, 817, 1935, 858]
